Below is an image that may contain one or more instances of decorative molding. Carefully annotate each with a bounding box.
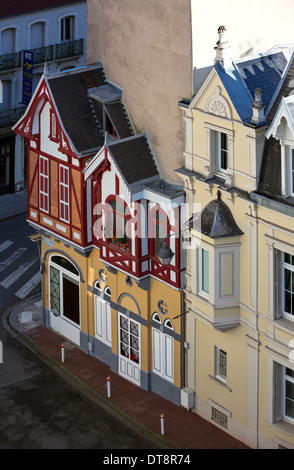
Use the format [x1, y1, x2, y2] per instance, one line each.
[205, 87, 232, 119]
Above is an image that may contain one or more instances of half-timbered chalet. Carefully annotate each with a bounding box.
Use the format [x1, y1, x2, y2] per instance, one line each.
[13, 63, 186, 404]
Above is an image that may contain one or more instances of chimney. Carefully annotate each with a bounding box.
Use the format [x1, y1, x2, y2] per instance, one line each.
[251, 88, 265, 124]
[214, 26, 232, 70]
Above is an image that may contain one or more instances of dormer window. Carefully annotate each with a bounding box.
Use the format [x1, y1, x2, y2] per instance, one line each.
[50, 110, 58, 142]
[205, 124, 234, 177]
[219, 132, 228, 172]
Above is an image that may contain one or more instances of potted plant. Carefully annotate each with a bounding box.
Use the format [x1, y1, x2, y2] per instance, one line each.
[116, 233, 128, 249]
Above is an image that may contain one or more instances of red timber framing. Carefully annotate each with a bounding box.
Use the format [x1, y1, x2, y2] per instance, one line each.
[85, 145, 183, 288]
[13, 77, 85, 247]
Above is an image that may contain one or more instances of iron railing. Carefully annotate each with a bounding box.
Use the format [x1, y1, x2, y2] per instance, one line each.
[0, 105, 27, 128]
[0, 51, 22, 72]
[0, 38, 84, 72]
[31, 45, 54, 65]
[55, 38, 84, 60]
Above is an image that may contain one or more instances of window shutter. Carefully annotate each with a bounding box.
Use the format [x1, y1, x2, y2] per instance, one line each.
[275, 250, 282, 319]
[153, 328, 162, 374]
[274, 362, 283, 422]
[105, 301, 112, 346]
[95, 296, 103, 339]
[164, 334, 174, 380]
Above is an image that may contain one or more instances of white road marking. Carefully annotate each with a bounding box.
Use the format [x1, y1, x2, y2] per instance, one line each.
[0, 246, 27, 272]
[0, 259, 36, 289]
[0, 240, 14, 253]
[15, 271, 41, 299]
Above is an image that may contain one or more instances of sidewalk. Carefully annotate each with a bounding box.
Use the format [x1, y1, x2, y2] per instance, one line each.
[3, 292, 250, 450]
[0, 190, 27, 222]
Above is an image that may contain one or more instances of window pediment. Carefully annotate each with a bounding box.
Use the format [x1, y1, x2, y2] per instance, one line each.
[205, 87, 232, 120]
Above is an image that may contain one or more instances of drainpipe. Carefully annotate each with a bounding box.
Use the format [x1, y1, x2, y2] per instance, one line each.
[181, 288, 185, 388]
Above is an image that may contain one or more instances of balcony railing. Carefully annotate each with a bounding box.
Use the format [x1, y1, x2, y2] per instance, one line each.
[0, 51, 21, 72]
[0, 106, 27, 128]
[32, 45, 54, 65]
[0, 38, 84, 72]
[55, 39, 84, 60]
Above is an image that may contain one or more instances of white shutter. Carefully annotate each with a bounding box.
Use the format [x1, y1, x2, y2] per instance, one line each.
[153, 328, 162, 374]
[164, 334, 174, 380]
[95, 296, 103, 339]
[105, 301, 112, 346]
[31, 22, 44, 49]
[1, 28, 15, 54]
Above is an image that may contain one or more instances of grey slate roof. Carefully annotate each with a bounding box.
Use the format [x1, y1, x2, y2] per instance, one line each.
[235, 51, 288, 111]
[258, 136, 282, 199]
[188, 191, 243, 238]
[108, 134, 160, 188]
[47, 64, 133, 156]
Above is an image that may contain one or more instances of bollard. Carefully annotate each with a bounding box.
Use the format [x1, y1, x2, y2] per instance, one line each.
[160, 414, 165, 435]
[107, 376, 111, 398]
[61, 343, 65, 363]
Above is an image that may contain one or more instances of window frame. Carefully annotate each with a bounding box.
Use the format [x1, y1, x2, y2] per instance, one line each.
[61, 16, 74, 42]
[283, 366, 294, 423]
[152, 313, 174, 383]
[204, 123, 234, 177]
[49, 255, 80, 326]
[39, 155, 49, 213]
[199, 247, 209, 298]
[283, 253, 294, 320]
[49, 109, 58, 142]
[215, 346, 227, 383]
[59, 164, 70, 223]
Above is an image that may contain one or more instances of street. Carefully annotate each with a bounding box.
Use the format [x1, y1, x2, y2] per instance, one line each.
[0, 214, 156, 449]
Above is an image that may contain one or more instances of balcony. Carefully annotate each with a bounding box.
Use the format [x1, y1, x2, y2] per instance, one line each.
[0, 106, 27, 128]
[0, 51, 21, 72]
[55, 39, 84, 60]
[0, 38, 84, 72]
[32, 45, 54, 65]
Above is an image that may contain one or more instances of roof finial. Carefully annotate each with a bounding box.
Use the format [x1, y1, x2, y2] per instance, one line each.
[251, 88, 265, 124]
[217, 189, 222, 201]
[214, 25, 231, 71]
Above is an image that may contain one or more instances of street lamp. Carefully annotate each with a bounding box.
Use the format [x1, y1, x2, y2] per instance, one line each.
[157, 240, 174, 265]
[156, 227, 191, 266]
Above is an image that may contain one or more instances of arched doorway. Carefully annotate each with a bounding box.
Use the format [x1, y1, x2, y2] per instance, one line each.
[49, 254, 80, 345]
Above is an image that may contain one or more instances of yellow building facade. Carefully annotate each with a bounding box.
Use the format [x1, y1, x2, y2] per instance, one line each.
[177, 27, 294, 448]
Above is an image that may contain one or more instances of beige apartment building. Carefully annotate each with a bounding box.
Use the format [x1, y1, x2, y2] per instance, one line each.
[177, 27, 294, 448]
[87, 0, 294, 186]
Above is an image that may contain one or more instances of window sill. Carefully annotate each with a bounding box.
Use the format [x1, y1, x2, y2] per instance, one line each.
[208, 374, 232, 392]
[267, 418, 294, 438]
[275, 315, 294, 333]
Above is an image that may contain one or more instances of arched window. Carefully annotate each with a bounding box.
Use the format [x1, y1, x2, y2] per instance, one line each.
[151, 207, 170, 257]
[61, 16, 75, 42]
[152, 312, 162, 323]
[164, 318, 174, 330]
[105, 196, 130, 249]
[1, 28, 16, 54]
[30, 22, 45, 49]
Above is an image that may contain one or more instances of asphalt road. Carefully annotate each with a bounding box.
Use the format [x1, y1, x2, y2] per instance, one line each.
[0, 215, 156, 450]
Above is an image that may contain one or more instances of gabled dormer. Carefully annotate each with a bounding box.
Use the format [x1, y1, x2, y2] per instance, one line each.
[179, 26, 294, 194]
[13, 63, 135, 251]
[84, 133, 186, 288]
